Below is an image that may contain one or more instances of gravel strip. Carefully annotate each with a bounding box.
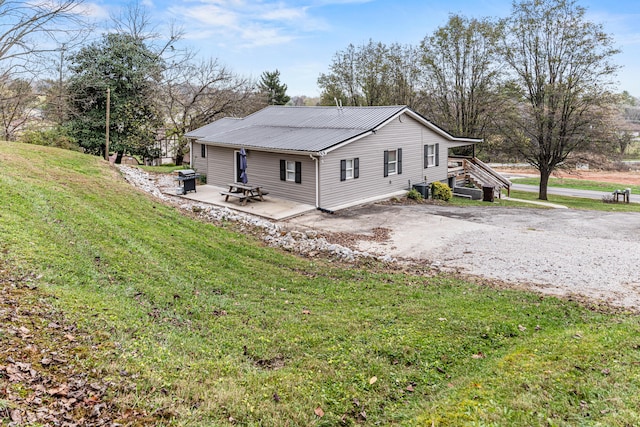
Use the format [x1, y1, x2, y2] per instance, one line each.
[117, 165, 393, 263]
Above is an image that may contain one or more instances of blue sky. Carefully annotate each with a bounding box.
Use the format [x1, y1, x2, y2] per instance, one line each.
[86, 0, 640, 97]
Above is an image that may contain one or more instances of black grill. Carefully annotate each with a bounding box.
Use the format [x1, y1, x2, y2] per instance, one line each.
[177, 169, 200, 194]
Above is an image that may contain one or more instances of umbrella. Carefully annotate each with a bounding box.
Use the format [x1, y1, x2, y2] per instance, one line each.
[239, 148, 248, 184]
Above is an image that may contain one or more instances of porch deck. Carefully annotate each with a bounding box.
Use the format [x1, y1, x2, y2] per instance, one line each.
[172, 184, 315, 221]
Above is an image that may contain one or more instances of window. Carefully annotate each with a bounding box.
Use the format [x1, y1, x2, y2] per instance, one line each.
[340, 158, 359, 181]
[280, 160, 302, 183]
[286, 160, 296, 181]
[424, 143, 439, 168]
[383, 149, 402, 177]
[387, 150, 397, 175]
[200, 144, 206, 158]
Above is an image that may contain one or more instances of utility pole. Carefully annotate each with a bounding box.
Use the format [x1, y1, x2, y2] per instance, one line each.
[57, 44, 65, 126]
[105, 88, 110, 161]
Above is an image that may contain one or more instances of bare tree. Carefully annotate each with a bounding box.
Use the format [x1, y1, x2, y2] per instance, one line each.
[0, 77, 37, 140]
[418, 14, 504, 138]
[318, 40, 420, 107]
[500, 0, 619, 200]
[159, 58, 257, 165]
[0, 0, 85, 74]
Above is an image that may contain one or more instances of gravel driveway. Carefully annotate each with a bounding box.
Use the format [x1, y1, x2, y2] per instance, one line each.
[287, 204, 640, 310]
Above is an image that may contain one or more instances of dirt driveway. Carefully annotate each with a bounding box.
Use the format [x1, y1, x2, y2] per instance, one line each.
[286, 204, 640, 310]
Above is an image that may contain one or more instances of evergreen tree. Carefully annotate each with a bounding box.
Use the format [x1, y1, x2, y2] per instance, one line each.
[66, 33, 163, 158]
[258, 70, 290, 105]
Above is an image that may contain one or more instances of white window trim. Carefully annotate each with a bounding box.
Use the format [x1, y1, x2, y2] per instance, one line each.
[387, 149, 397, 175]
[345, 159, 354, 180]
[426, 144, 436, 167]
[286, 160, 296, 182]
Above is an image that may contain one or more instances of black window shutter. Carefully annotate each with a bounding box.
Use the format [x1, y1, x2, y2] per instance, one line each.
[280, 160, 286, 181]
[424, 145, 428, 169]
[383, 150, 389, 177]
[435, 143, 440, 166]
[397, 148, 402, 175]
[295, 161, 302, 183]
[340, 159, 346, 181]
[354, 158, 359, 179]
[201, 144, 206, 158]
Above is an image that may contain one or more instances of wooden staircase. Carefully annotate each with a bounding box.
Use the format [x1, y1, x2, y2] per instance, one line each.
[448, 156, 512, 198]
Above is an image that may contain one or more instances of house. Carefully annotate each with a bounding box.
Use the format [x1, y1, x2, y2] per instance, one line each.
[185, 105, 507, 211]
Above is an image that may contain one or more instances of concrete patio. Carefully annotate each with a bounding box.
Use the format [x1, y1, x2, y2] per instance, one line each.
[174, 184, 316, 220]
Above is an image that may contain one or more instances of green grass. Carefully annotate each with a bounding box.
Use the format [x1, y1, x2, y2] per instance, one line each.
[139, 164, 189, 173]
[506, 190, 640, 212]
[511, 176, 640, 194]
[2, 141, 640, 426]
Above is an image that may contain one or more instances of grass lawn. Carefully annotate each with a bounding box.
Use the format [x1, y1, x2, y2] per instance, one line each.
[506, 189, 640, 212]
[139, 164, 191, 173]
[2, 141, 640, 426]
[511, 176, 640, 195]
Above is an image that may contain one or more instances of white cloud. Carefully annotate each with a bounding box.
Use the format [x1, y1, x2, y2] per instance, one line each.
[169, 0, 333, 49]
[74, 2, 110, 19]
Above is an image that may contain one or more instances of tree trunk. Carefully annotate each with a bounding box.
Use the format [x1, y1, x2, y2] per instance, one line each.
[539, 168, 550, 200]
[175, 144, 185, 166]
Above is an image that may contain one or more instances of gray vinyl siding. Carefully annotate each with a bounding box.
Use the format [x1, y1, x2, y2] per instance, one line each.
[204, 146, 316, 206]
[191, 142, 208, 176]
[205, 145, 234, 185]
[319, 114, 450, 209]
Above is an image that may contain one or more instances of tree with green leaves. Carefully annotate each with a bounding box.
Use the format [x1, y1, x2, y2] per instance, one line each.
[258, 69, 290, 105]
[418, 15, 504, 138]
[500, 0, 619, 200]
[66, 32, 164, 158]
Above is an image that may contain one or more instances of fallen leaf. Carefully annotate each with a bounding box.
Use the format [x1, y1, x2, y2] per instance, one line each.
[10, 409, 22, 423]
[369, 376, 377, 385]
[314, 406, 324, 417]
[273, 392, 280, 402]
[518, 324, 526, 332]
[302, 309, 311, 315]
[601, 368, 610, 375]
[64, 334, 76, 342]
[48, 384, 69, 397]
[406, 384, 414, 392]
[438, 317, 447, 322]
[472, 352, 485, 359]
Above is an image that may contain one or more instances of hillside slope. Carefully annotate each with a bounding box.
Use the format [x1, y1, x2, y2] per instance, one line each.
[1, 142, 639, 426]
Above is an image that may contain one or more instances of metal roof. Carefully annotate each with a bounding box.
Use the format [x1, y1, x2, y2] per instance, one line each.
[185, 105, 480, 153]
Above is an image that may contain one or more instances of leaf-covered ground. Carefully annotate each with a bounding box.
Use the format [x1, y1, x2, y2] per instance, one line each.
[0, 267, 158, 426]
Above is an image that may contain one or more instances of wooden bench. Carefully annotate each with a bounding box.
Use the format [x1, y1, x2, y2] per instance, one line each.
[220, 191, 248, 204]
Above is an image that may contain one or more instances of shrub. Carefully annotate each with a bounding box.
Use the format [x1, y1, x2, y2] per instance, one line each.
[406, 188, 423, 201]
[20, 127, 80, 151]
[431, 181, 452, 201]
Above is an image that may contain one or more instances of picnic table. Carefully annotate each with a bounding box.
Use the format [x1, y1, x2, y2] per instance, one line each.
[220, 183, 267, 206]
[613, 188, 631, 203]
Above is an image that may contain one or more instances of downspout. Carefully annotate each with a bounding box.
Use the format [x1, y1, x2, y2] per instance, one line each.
[310, 153, 319, 208]
[189, 139, 193, 166]
[310, 152, 332, 212]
